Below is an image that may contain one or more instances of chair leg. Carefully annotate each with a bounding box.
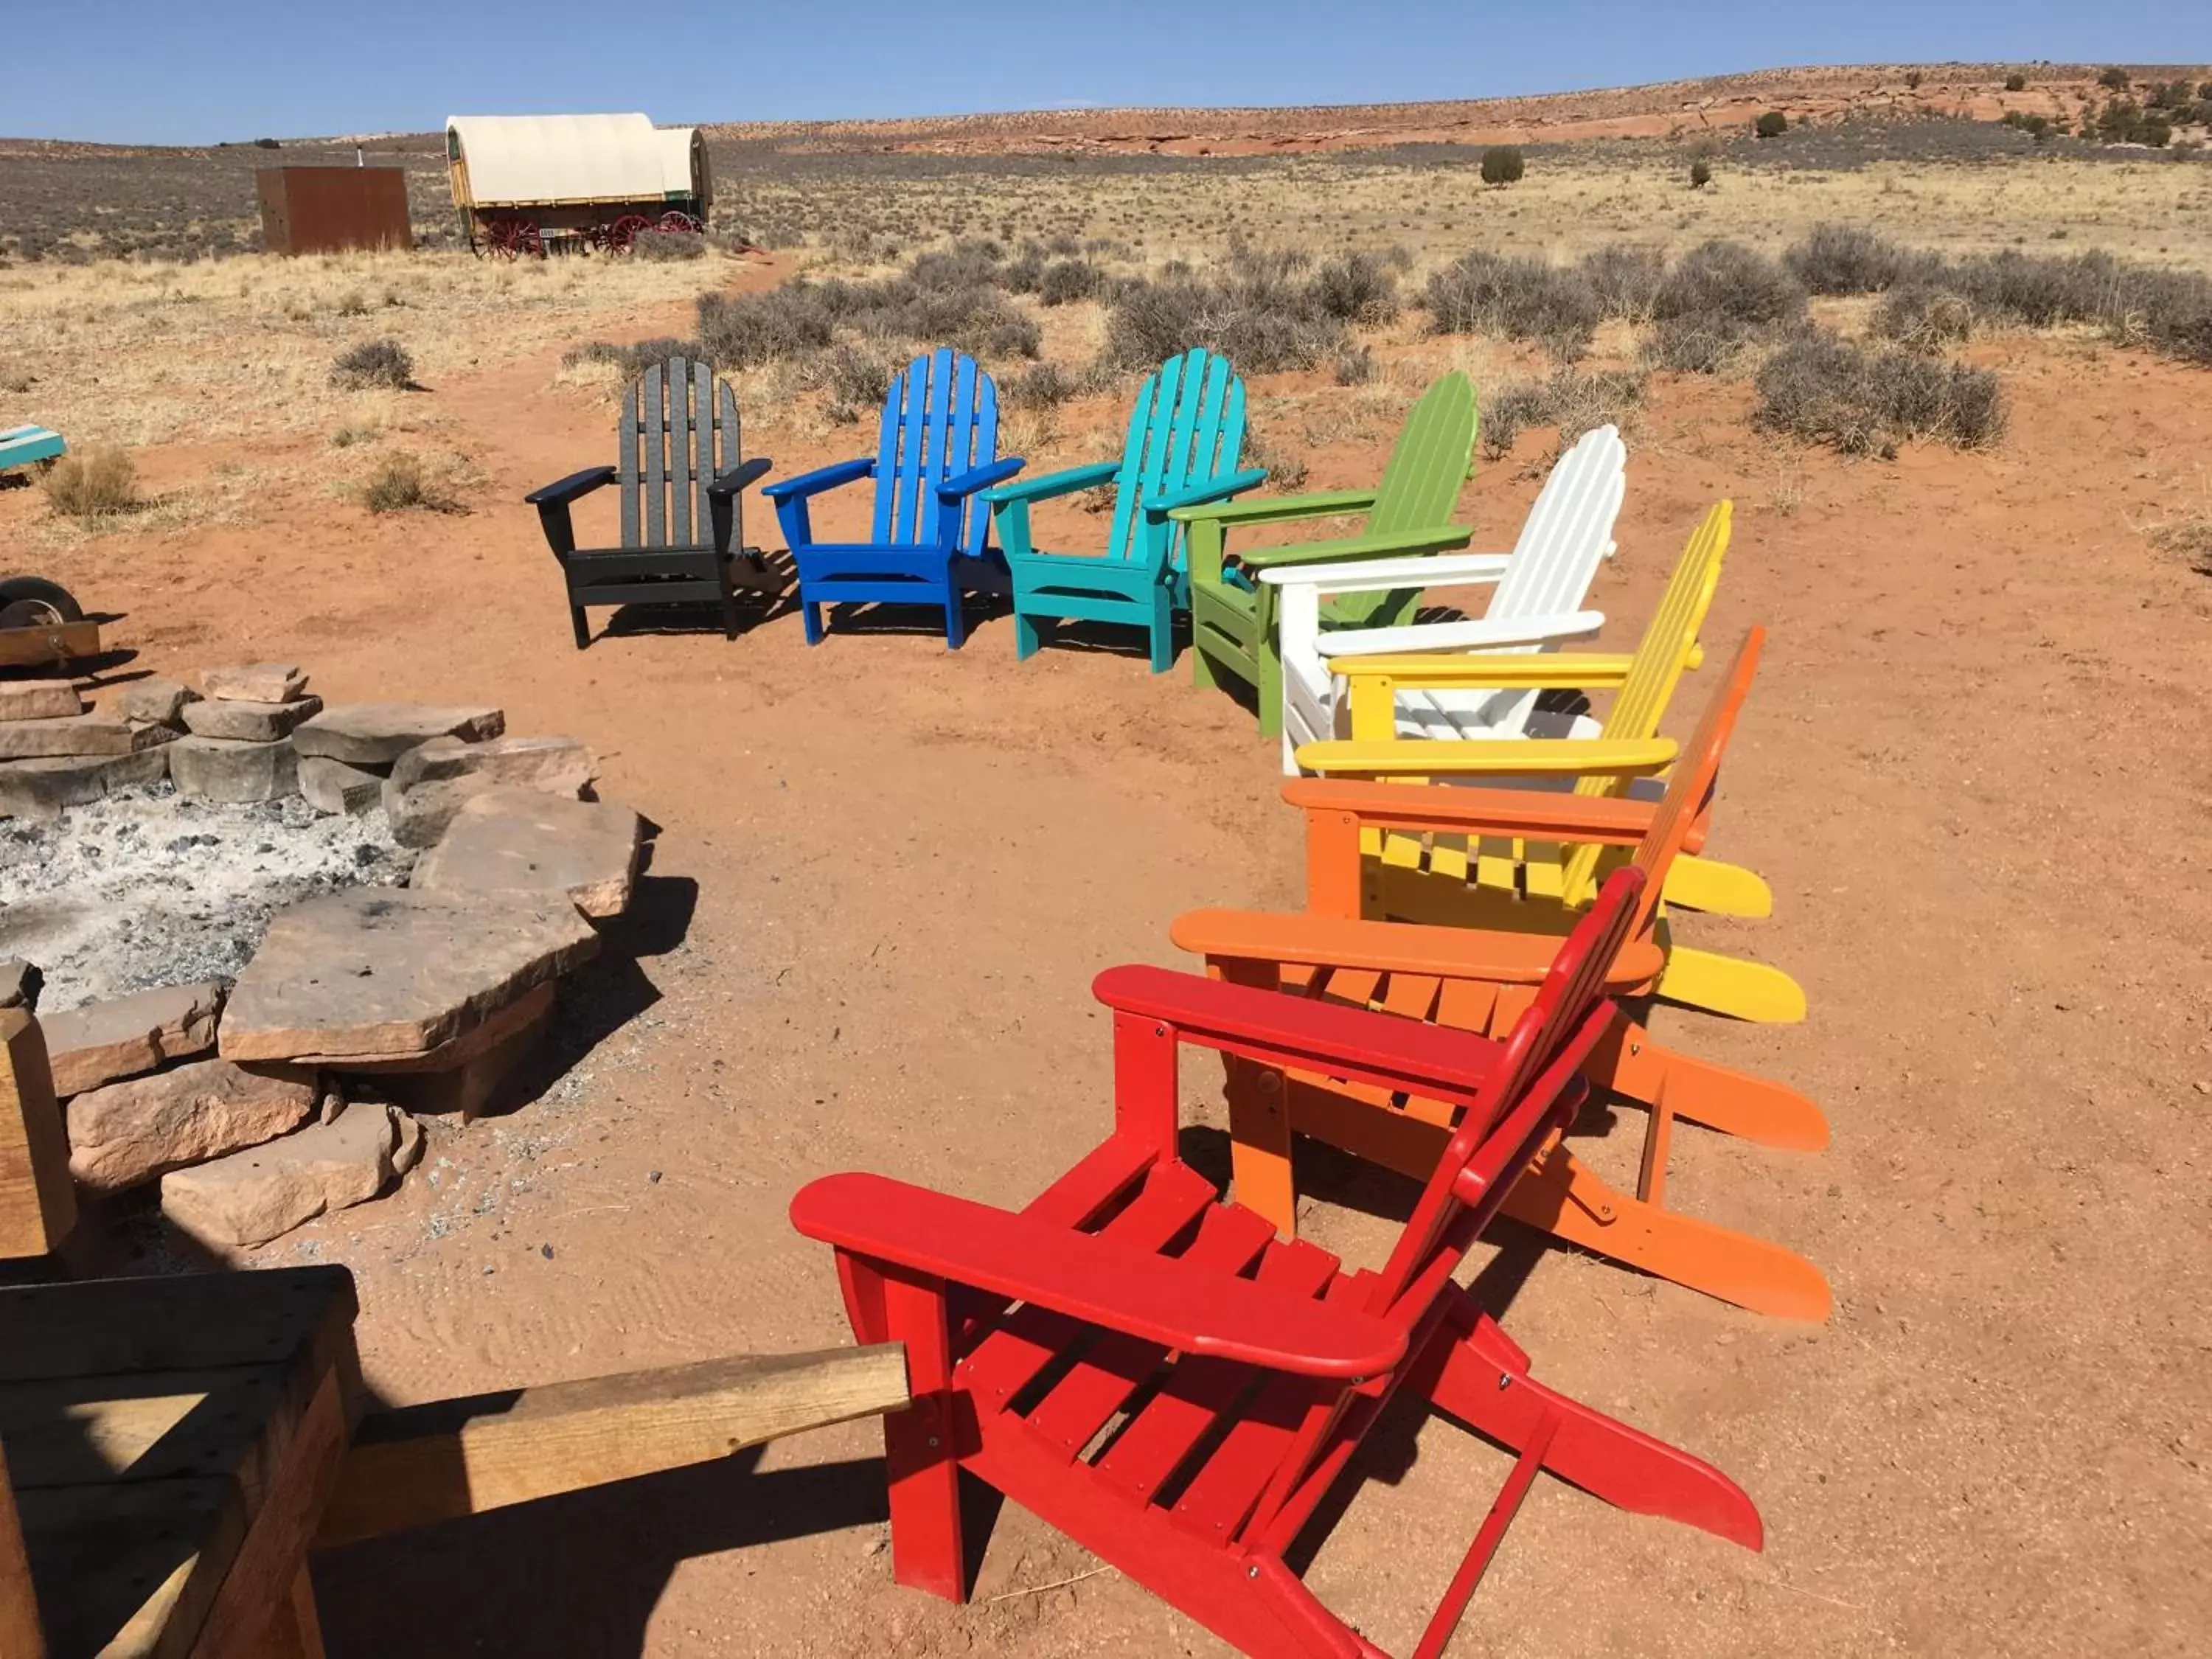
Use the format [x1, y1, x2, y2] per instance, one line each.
[1148, 591, 1175, 673]
[802, 598, 826, 646]
[569, 606, 591, 650]
[1225, 1059, 1297, 1236]
[1014, 611, 1042, 661]
[874, 1267, 967, 1602]
[1585, 1015, 1829, 1150]
[943, 585, 967, 650]
[1255, 637, 1285, 740]
[1422, 1297, 1763, 1550]
[721, 582, 742, 641]
[1193, 639, 1221, 690]
[1499, 1139, 1832, 1321]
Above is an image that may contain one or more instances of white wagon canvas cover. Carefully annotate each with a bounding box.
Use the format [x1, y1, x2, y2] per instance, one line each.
[445, 113, 705, 211]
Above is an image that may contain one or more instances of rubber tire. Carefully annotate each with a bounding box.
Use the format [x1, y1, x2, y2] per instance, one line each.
[0, 576, 86, 625]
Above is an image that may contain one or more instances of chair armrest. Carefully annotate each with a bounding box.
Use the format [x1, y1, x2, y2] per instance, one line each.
[1321, 610, 1606, 661]
[1232, 524, 1475, 572]
[761, 456, 874, 503]
[1324, 650, 1641, 689]
[1144, 466, 1268, 517]
[708, 456, 773, 497]
[984, 459, 1119, 507]
[1092, 963, 1509, 1110]
[1169, 908, 1663, 990]
[1259, 551, 1512, 591]
[1296, 736, 1677, 779]
[1282, 776, 1660, 840]
[938, 456, 1025, 501]
[524, 465, 617, 509]
[790, 1172, 1404, 1380]
[1169, 488, 1380, 528]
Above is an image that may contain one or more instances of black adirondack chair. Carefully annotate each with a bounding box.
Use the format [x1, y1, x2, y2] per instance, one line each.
[526, 355, 776, 648]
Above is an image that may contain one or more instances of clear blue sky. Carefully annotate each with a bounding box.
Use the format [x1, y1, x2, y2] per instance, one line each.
[18, 1, 2206, 145]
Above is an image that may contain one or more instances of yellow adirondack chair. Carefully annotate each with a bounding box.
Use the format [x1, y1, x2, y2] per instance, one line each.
[1295, 501, 1802, 1023]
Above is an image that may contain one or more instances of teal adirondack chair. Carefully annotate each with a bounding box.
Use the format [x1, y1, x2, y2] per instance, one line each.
[1174, 372, 1479, 738]
[986, 349, 1262, 672]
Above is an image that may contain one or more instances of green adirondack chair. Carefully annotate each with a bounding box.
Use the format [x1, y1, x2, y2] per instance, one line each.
[1174, 372, 1479, 737]
[986, 349, 1262, 672]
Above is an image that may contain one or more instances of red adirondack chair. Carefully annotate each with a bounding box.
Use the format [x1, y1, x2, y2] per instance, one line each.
[790, 869, 1761, 1659]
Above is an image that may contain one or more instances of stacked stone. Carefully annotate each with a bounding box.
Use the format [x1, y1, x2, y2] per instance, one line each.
[0, 675, 175, 820]
[167, 662, 320, 803]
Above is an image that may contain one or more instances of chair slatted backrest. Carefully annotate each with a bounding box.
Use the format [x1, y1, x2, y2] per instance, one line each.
[619, 356, 740, 552]
[1246, 867, 1646, 1538]
[1485, 424, 1626, 620]
[1550, 500, 1731, 900]
[870, 348, 1001, 557]
[1111, 348, 1245, 567]
[1325, 372, 1478, 627]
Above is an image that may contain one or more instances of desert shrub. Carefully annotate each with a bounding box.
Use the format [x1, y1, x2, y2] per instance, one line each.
[330, 338, 413, 390]
[558, 337, 709, 380]
[253, 136, 281, 149]
[41, 446, 138, 520]
[1478, 145, 1525, 186]
[2000, 111, 2053, 139]
[2005, 72, 2027, 92]
[1006, 361, 1077, 407]
[1100, 251, 1348, 375]
[361, 452, 444, 514]
[1753, 330, 2005, 456]
[1478, 366, 1645, 461]
[631, 229, 706, 261]
[1654, 240, 1806, 329]
[1784, 223, 1934, 294]
[1870, 284, 1975, 352]
[1310, 251, 1401, 323]
[1753, 111, 1789, 139]
[1425, 250, 1602, 361]
[1643, 316, 1750, 374]
[1689, 159, 1712, 189]
[1036, 258, 1105, 305]
[2098, 66, 2132, 91]
[697, 283, 838, 367]
[334, 289, 369, 317]
[1579, 245, 1666, 321]
[1001, 244, 1048, 293]
[1332, 344, 1375, 385]
[1905, 71, 1924, 90]
[819, 343, 895, 409]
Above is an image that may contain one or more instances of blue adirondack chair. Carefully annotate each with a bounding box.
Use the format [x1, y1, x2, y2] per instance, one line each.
[763, 349, 1023, 649]
[985, 349, 1262, 672]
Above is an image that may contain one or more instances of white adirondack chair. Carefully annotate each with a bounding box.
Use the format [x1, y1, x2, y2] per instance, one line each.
[1262, 424, 1629, 773]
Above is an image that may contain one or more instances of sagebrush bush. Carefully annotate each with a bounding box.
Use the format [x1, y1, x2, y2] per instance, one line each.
[1643, 316, 1749, 375]
[1655, 240, 1806, 329]
[1036, 258, 1105, 305]
[1006, 361, 1077, 408]
[41, 446, 138, 520]
[1099, 246, 1360, 373]
[1579, 245, 1666, 321]
[1753, 331, 2005, 456]
[1784, 223, 1935, 295]
[1310, 252, 1401, 324]
[330, 338, 413, 390]
[2005, 72, 2027, 91]
[1754, 111, 1789, 139]
[1689, 159, 1712, 189]
[1425, 250, 1601, 361]
[1332, 344, 1375, 386]
[630, 229, 706, 261]
[1869, 285, 1975, 353]
[1479, 367, 1645, 460]
[362, 452, 434, 513]
[1478, 145, 1526, 186]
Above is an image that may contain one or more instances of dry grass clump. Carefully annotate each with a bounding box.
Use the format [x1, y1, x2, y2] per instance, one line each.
[1480, 367, 1646, 461]
[1423, 251, 1602, 362]
[360, 451, 466, 515]
[560, 337, 709, 382]
[1753, 331, 2006, 456]
[330, 338, 414, 391]
[41, 446, 139, 521]
[630, 229, 707, 262]
[1869, 284, 1976, 353]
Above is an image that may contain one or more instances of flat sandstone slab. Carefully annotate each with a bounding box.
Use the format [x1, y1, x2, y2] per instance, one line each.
[220, 887, 599, 1064]
[299, 754, 383, 816]
[389, 734, 597, 796]
[42, 980, 227, 1096]
[414, 789, 643, 919]
[169, 735, 299, 803]
[0, 750, 168, 819]
[293, 703, 505, 767]
[161, 1100, 413, 1250]
[181, 695, 324, 742]
[204, 662, 308, 703]
[115, 675, 198, 726]
[68, 1057, 315, 1192]
[0, 714, 176, 759]
[0, 681, 84, 722]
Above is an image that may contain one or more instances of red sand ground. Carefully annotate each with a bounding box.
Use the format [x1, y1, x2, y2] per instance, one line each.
[8, 267, 2211, 1655]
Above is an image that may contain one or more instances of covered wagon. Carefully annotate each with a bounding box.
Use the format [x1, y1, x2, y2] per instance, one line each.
[444, 113, 711, 257]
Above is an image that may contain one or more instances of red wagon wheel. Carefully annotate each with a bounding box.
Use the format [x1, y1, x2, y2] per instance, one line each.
[484, 217, 543, 260]
[607, 214, 653, 254]
[655, 210, 701, 236]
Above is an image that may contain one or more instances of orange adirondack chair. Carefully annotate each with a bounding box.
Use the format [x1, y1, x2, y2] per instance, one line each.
[792, 870, 1761, 1659]
[1171, 630, 1832, 1321]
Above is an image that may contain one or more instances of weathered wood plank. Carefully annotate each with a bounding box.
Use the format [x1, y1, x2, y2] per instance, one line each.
[0, 1269, 356, 1385]
[0, 1011, 74, 1262]
[314, 1344, 909, 1548]
[0, 1439, 46, 1659]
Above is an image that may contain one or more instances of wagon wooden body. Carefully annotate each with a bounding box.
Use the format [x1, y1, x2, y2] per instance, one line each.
[444, 113, 711, 257]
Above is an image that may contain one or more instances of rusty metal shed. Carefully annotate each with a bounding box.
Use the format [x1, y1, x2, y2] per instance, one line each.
[257, 167, 414, 256]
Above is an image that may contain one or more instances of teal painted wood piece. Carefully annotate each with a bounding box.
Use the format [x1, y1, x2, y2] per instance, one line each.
[1175, 372, 1480, 737]
[986, 349, 1262, 672]
[0, 426, 66, 473]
